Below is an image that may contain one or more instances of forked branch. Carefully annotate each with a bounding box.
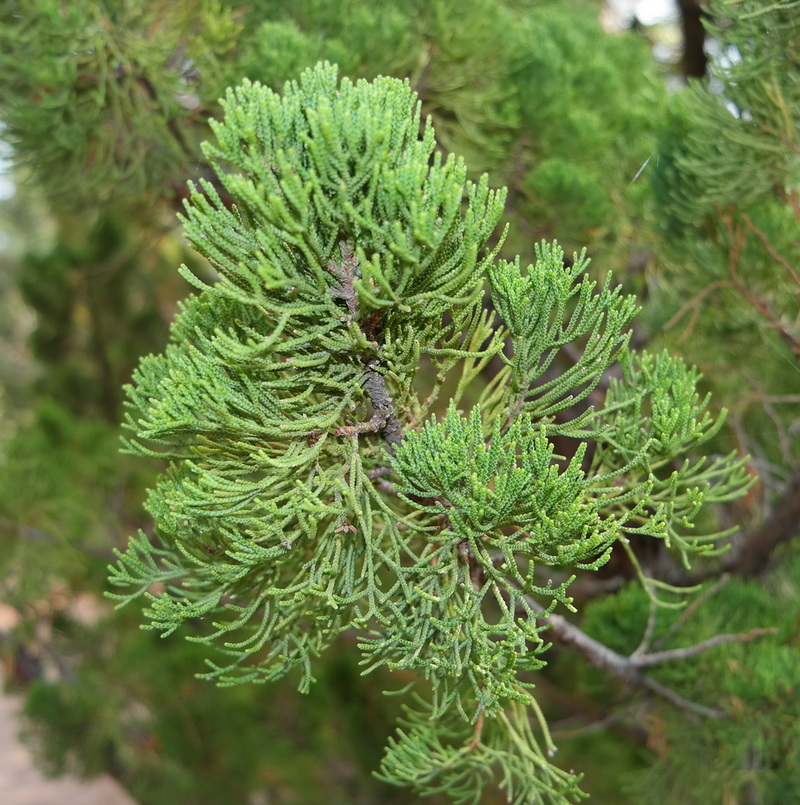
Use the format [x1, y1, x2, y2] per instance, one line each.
[542, 612, 776, 719]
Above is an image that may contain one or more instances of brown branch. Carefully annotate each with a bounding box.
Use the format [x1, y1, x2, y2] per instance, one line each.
[788, 187, 800, 223]
[366, 466, 394, 480]
[468, 709, 484, 751]
[740, 211, 800, 291]
[721, 209, 800, 356]
[329, 360, 403, 452]
[676, 0, 709, 78]
[322, 243, 404, 454]
[360, 358, 404, 452]
[725, 466, 800, 577]
[326, 241, 359, 316]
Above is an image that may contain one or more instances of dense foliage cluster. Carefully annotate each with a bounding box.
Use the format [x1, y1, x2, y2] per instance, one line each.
[109, 64, 749, 803]
[2, 2, 798, 803]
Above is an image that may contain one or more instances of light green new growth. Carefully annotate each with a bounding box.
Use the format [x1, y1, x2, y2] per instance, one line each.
[109, 63, 750, 804]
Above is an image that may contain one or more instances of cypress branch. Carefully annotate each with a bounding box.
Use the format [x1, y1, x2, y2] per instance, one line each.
[108, 62, 752, 803]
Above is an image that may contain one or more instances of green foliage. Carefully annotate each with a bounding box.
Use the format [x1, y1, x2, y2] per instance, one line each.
[0, 400, 416, 805]
[0, 400, 143, 599]
[1, 0, 665, 276]
[0, 0, 240, 205]
[579, 556, 800, 804]
[655, 0, 800, 224]
[245, 0, 666, 266]
[379, 697, 578, 805]
[589, 351, 751, 563]
[3, 1, 797, 801]
[21, 609, 421, 805]
[17, 214, 179, 418]
[646, 0, 800, 477]
[487, 243, 637, 418]
[109, 64, 750, 803]
[237, 2, 417, 87]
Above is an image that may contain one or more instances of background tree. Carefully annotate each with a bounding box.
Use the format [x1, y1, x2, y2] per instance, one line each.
[581, 3, 800, 799]
[0, 1, 797, 803]
[648, 0, 800, 575]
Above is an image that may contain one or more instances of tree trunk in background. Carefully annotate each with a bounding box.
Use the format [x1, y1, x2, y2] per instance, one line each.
[727, 468, 800, 577]
[677, 0, 708, 78]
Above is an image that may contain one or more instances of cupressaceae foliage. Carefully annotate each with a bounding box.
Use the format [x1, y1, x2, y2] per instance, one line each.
[109, 64, 749, 804]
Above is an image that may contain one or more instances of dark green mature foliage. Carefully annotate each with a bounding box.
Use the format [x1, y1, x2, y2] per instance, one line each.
[109, 64, 749, 803]
[0, 401, 136, 599]
[18, 215, 176, 419]
[655, 0, 800, 225]
[21, 612, 421, 805]
[578, 557, 800, 804]
[1, 0, 664, 276]
[0, 0, 239, 205]
[648, 0, 800, 475]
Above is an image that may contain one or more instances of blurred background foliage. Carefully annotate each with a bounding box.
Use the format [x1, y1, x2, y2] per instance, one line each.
[0, 1, 798, 803]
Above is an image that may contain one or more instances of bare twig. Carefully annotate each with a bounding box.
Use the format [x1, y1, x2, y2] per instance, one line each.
[662, 280, 731, 336]
[632, 627, 777, 667]
[543, 613, 726, 718]
[375, 478, 397, 495]
[540, 610, 776, 720]
[549, 711, 622, 741]
[366, 466, 394, 479]
[631, 598, 659, 658]
[651, 574, 731, 651]
[637, 676, 722, 719]
[740, 211, 800, 291]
